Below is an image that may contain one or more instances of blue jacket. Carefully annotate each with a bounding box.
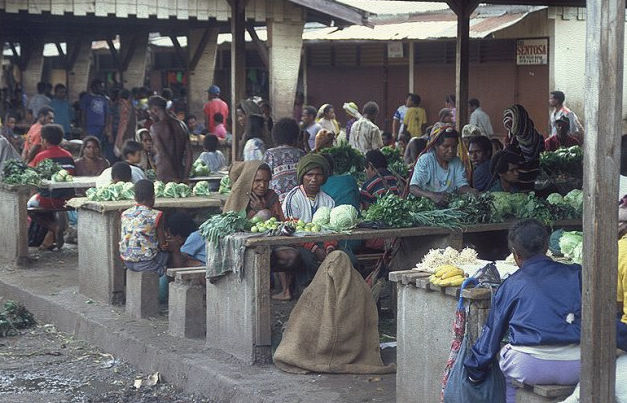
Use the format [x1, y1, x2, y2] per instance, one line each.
[464, 255, 627, 382]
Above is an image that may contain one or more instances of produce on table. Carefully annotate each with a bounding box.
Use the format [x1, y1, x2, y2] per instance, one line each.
[312, 206, 332, 226]
[448, 193, 495, 224]
[193, 181, 212, 196]
[409, 209, 465, 229]
[328, 204, 359, 231]
[381, 146, 409, 178]
[86, 182, 135, 201]
[35, 158, 62, 180]
[546, 192, 578, 220]
[490, 192, 528, 221]
[51, 169, 73, 183]
[163, 182, 192, 198]
[1, 160, 41, 186]
[199, 210, 251, 243]
[218, 176, 231, 194]
[321, 141, 365, 176]
[363, 194, 435, 227]
[190, 160, 211, 177]
[559, 231, 583, 264]
[429, 265, 466, 287]
[540, 146, 583, 177]
[419, 247, 479, 272]
[563, 189, 583, 215]
[154, 181, 165, 197]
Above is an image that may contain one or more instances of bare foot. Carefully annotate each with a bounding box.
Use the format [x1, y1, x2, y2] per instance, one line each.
[272, 292, 292, 301]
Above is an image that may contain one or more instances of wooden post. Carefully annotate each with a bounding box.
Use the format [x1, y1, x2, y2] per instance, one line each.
[230, 0, 246, 162]
[408, 40, 415, 93]
[581, 0, 624, 400]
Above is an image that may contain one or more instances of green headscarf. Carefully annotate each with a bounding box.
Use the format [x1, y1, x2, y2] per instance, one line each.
[297, 153, 330, 185]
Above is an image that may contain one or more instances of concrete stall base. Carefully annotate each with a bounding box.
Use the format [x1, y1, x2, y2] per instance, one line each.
[0, 184, 34, 265]
[0, 254, 395, 402]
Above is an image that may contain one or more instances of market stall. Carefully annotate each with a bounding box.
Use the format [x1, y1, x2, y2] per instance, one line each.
[0, 183, 34, 264]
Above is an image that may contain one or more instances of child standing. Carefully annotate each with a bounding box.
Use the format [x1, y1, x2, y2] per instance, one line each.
[196, 134, 226, 172]
[119, 180, 169, 275]
[95, 140, 146, 186]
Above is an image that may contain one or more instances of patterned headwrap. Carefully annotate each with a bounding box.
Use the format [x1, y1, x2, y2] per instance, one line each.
[502, 104, 544, 190]
[297, 153, 331, 185]
[343, 102, 362, 119]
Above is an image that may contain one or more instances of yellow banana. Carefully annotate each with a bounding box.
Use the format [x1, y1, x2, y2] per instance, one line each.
[446, 276, 466, 287]
[441, 268, 464, 279]
[435, 264, 457, 278]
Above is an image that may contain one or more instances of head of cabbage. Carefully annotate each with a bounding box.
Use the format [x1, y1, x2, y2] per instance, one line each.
[328, 204, 358, 230]
[312, 206, 332, 225]
[559, 231, 583, 263]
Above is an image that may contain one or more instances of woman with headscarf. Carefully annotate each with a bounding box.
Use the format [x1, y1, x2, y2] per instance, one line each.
[343, 101, 362, 141]
[502, 104, 544, 192]
[74, 136, 110, 177]
[316, 104, 340, 135]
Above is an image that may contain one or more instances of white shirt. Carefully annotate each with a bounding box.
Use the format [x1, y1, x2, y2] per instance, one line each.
[282, 186, 335, 223]
[469, 107, 494, 137]
[95, 165, 146, 187]
[550, 106, 584, 137]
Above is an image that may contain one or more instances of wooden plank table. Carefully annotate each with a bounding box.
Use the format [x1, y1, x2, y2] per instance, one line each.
[205, 219, 581, 365]
[74, 195, 226, 305]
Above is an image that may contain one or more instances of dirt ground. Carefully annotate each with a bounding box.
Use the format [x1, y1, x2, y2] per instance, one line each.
[0, 322, 213, 403]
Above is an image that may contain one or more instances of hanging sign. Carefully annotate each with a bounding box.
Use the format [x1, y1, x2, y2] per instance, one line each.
[387, 42, 404, 59]
[516, 38, 548, 65]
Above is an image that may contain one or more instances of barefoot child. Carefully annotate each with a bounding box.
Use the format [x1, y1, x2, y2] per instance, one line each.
[119, 180, 169, 275]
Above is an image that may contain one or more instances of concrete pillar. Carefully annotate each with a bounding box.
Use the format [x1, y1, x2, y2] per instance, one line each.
[126, 270, 160, 320]
[21, 40, 45, 97]
[120, 32, 149, 88]
[168, 276, 206, 338]
[67, 40, 93, 103]
[187, 28, 219, 117]
[267, 13, 304, 121]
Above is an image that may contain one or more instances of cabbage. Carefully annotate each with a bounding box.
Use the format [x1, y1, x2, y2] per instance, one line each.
[164, 182, 178, 198]
[191, 160, 211, 177]
[559, 231, 583, 263]
[328, 204, 358, 230]
[219, 176, 231, 194]
[154, 181, 165, 197]
[312, 206, 332, 225]
[546, 193, 563, 205]
[86, 182, 136, 201]
[176, 183, 192, 198]
[193, 181, 211, 196]
[564, 189, 583, 214]
[490, 192, 529, 220]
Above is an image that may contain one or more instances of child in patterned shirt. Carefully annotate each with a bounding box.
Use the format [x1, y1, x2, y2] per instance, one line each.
[119, 180, 168, 275]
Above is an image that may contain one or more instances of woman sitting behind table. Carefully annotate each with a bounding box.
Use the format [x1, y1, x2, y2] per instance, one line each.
[74, 136, 109, 177]
[489, 150, 522, 193]
[409, 126, 477, 206]
[195, 134, 226, 173]
[119, 180, 169, 276]
[360, 149, 401, 209]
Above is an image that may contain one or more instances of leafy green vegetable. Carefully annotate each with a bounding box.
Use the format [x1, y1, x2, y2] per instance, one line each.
[328, 204, 359, 230]
[219, 176, 231, 194]
[35, 158, 62, 180]
[559, 231, 583, 264]
[540, 145, 583, 178]
[564, 189, 583, 215]
[409, 209, 465, 229]
[191, 160, 211, 177]
[0, 300, 36, 337]
[448, 193, 496, 224]
[320, 141, 365, 175]
[381, 146, 409, 177]
[2, 160, 41, 186]
[546, 193, 563, 205]
[199, 210, 250, 243]
[193, 181, 211, 196]
[364, 194, 435, 228]
[154, 181, 165, 198]
[312, 206, 332, 226]
[86, 182, 135, 201]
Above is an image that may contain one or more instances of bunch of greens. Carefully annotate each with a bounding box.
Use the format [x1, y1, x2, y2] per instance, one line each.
[448, 193, 497, 224]
[154, 181, 165, 197]
[409, 208, 465, 229]
[546, 192, 579, 220]
[363, 194, 435, 228]
[517, 193, 554, 226]
[2, 160, 41, 186]
[193, 181, 212, 196]
[219, 176, 231, 194]
[199, 210, 251, 243]
[540, 146, 583, 177]
[563, 189, 583, 215]
[164, 182, 192, 198]
[321, 141, 365, 176]
[490, 192, 530, 221]
[35, 158, 62, 180]
[86, 182, 135, 202]
[190, 160, 211, 177]
[381, 146, 409, 177]
[0, 300, 36, 337]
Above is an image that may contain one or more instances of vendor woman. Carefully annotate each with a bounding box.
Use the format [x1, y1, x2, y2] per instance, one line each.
[409, 126, 476, 205]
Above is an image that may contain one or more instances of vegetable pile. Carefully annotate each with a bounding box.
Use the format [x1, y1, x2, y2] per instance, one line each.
[363, 194, 435, 228]
[0, 300, 36, 337]
[540, 146, 583, 177]
[448, 193, 495, 224]
[86, 182, 135, 201]
[2, 160, 41, 186]
[51, 169, 73, 183]
[35, 159, 62, 180]
[154, 181, 193, 198]
[219, 176, 232, 194]
[381, 146, 408, 178]
[328, 204, 359, 231]
[419, 247, 479, 272]
[193, 181, 212, 196]
[199, 211, 250, 243]
[190, 160, 211, 177]
[321, 141, 365, 176]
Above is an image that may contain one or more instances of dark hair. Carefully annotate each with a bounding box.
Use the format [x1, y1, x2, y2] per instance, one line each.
[491, 138, 504, 152]
[469, 98, 480, 108]
[134, 179, 155, 203]
[446, 94, 456, 105]
[435, 127, 459, 146]
[363, 101, 379, 117]
[213, 113, 224, 124]
[408, 93, 421, 106]
[490, 150, 521, 176]
[203, 134, 219, 152]
[303, 105, 317, 117]
[439, 108, 452, 122]
[122, 140, 143, 158]
[243, 115, 266, 143]
[120, 89, 131, 100]
[272, 117, 300, 146]
[80, 136, 101, 157]
[550, 91, 565, 104]
[382, 131, 393, 141]
[257, 163, 272, 176]
[508, 219, 549, 259]
[54, 83, 66, 92]
[111, 162, 132, 182]
[161, 88, 173, 100]
[90, 79, 103, 92]
[37, 82, 47, 94]
[398, 132, 411, 145]
[366, 150, 388, 170]
[165, 212, 198, 240]
[41, 124, 64, 145]
[38, 106, 54, 118]
[321, 104, 334, 115]
[468, 136, 493, 159]
[148, 95, 167, 110]
[405, 137, 428, 165]
[187, 114, 197, 121]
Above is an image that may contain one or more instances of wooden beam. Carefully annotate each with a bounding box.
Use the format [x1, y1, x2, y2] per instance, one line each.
[581, 0, 624, 400]
[66, 39, 83, 71]
[120, 34, 139, 72]
[170, 35, 189, 70]
[246, 23, 268, 70]
[230, 0, 247, 162]
[286, 0, 370, 27]
[106, 38, 121, 72]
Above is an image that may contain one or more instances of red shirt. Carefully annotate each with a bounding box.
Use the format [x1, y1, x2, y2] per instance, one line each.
[544, 135, 581, 152]
[203, 98, 229, 133]
[29, 145, 76, 208]
[23, 122, 42, 156]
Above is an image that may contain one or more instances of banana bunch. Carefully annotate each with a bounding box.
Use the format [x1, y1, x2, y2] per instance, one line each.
[429, 264, 466, 287]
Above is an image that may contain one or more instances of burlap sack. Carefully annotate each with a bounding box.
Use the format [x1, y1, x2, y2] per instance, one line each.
[273, 250, 396, 374]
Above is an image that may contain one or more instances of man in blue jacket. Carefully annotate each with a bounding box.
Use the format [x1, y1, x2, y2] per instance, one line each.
[464, 219, 627, 402]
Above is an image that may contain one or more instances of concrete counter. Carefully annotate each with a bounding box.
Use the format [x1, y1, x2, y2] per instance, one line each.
[0, 183, 35, 264]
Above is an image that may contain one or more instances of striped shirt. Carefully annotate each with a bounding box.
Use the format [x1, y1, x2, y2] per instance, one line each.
[360, 168, 400, 207]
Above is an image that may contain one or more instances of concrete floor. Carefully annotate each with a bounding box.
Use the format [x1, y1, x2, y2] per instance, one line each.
[0, 247, 396, 402]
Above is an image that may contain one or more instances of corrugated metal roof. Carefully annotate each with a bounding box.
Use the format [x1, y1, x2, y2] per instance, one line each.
[335, 0, 450, 15]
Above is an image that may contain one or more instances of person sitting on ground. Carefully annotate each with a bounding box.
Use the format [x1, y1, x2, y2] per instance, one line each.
[213, 112, 227, 140]
[119, 179, 169, 276]
[74, 136, 110, 177]
[316, 104, 340, 135]
[263, 117, 306, 203]
[196, 134, 226, 173]
[409, 126, 477, 206]
[467, 136, 493, 192]
[349, 101, 383, 155]
[544, 115, 581, 152]
[111, 161, 132, 184]
[27, 124, 75, 250]
[463, 219, 625, 403]
[136, 129, 156, 172]
[360, 150, 401, 209]
[321, 153, 360, 211]
[164, 212, 203, 268]
[489, 150, 522, 193]
[95, 140, 146, 187]
[187, 114, 207, 136]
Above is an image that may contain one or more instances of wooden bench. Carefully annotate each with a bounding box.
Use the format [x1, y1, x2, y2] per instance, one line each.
[125, 269, 160, 319]
[167, 267, 206, 339]
[512, 380, 576, 402]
